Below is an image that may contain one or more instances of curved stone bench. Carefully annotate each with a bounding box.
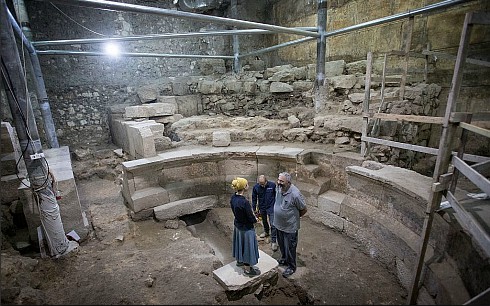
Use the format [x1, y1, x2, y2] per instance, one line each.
[120, 144, 484, 305]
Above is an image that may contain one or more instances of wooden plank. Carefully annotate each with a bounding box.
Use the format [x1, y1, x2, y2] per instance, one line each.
[388, 50, 426, 58]
[371, 113, 444, 124]
[452, 156, 490, 196]
[460, 122, 490, 138]
[361, 136, 439, 155]
[446, 191, 490, 258]
[422, 50, 490, 67]
[450, 112, 473, 123]
[361, 51, 373, 157]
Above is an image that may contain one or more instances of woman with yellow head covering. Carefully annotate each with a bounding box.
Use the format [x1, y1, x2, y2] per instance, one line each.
[230, 177, 260, 277]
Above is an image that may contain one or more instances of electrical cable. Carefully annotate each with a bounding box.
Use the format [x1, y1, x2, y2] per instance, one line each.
[50, 2, 106, 37]
[0, 59, 51, 190]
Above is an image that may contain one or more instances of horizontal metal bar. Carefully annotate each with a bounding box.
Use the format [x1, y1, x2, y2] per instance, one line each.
[324, 0, 469, 38]
[35, 50, 234, 59]
[239, 37, 316, 58]
[37, 0, 320, 38]
[32, 28, 318, 47]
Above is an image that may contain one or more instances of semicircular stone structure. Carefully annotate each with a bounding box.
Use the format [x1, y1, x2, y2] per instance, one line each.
[121, 144, 487, 305]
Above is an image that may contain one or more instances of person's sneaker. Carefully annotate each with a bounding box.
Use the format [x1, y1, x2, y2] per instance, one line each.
[244, 267, 260, 277]
[271, 242, 278, 251]
[259, 232, 269, 238]
[236, 261, 244, 267]
[282, 267, 295, 278]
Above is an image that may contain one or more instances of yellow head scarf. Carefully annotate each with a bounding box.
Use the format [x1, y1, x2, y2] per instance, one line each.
[231, 177, 248, 191]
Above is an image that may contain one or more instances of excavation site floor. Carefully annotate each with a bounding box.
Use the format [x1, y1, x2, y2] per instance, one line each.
[18, 175, 407, 305]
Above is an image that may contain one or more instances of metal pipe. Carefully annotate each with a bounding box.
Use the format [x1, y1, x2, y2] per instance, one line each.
[31, 28, 318, 47]
[239, 37, 316, 58]
[35, 50, 234, 59]
[8, 7, 59, 148]
[231, 0, 240, 74]
[324, 0, 469, 38]
[36, 0, 320, 38]
[315, 0, 327, 88]
[12, 0, 33, 40]
[1, 0, 71, 257]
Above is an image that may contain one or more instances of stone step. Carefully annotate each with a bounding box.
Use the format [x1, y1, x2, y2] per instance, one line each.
[130, 186, 170, 213]
[294, 179, 331, 207]
[154, 195, 218, 221]
[212, 249, 279, 301]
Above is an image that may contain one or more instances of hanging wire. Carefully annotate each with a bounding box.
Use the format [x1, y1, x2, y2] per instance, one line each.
[50, 2, 106, 37]
[0, 58, 51, 190]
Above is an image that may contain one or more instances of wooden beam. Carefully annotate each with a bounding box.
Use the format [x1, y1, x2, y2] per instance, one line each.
[422, 50, 490, 67]
[361, 136, 439, 155]
[370, 113, 444, 124]
[452, 156, 490, 196]
[460, 122, 490, 138]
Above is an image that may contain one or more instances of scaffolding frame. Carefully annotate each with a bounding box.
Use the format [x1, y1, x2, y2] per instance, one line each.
[360, 11, 490, 305]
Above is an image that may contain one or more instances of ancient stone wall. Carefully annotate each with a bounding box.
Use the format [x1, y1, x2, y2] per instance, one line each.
[17, 0, 490, 155]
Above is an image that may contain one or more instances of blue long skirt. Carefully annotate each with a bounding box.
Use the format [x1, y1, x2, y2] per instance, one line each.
[232, 227, 259, 266]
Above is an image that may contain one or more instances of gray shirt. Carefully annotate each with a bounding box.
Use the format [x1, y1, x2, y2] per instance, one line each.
[273, 184, 306, 233]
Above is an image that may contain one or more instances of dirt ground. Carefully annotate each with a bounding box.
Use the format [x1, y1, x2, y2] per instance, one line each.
[1, 150, 408, 305]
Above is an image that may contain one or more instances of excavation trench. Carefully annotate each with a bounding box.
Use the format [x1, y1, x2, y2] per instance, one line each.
[180, 209, 312, 304]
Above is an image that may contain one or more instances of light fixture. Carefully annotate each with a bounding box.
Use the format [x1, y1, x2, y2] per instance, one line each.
[104, 42, 120, 57]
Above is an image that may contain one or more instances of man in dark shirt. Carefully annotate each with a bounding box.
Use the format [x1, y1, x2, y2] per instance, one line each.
[252, 175, 277, 251]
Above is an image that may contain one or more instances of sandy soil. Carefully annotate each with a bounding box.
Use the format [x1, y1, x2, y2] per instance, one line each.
[1, 153, 408, 305]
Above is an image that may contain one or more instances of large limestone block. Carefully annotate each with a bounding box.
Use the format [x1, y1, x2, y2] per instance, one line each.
[130, 186, 169, 212]
[212, 131, 231, 147]
[154, 195, 217, 221]
[325, 60, 346, 77]
[21, 146, 88, 244]
[269, 82, 293, 93]
[213, 249, 278, 299]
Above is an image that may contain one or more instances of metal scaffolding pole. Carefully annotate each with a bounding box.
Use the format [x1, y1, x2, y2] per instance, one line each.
[31, 28, 317, 47]
[8, 8, 59, 148]
[37, 0, 320, 38]
[231, 0, 240, 74]
[1, 0, 76, 257]
[35, 50, 234, 59]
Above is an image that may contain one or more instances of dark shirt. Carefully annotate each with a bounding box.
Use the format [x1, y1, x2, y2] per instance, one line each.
[230, 193, 256, 231]
[252, 180, 276, 214]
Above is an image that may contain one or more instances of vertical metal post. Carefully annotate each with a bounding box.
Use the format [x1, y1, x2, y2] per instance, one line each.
[231, 0, 240, 74]
[361, 51, 373, 157]
[8, 8, 59, 148]
[400, 16, 414, 100]
[1, 0, 71, 257]
[314, 0, 327, 113]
